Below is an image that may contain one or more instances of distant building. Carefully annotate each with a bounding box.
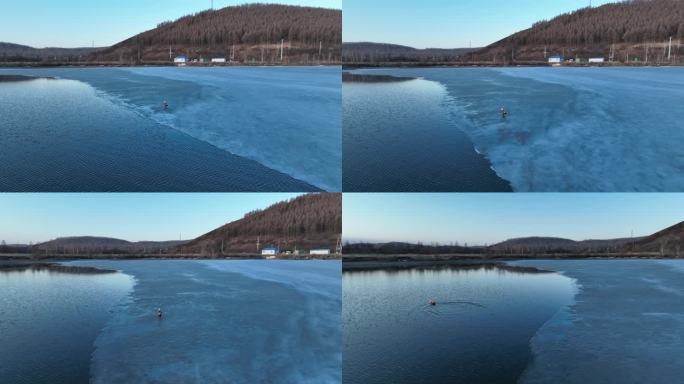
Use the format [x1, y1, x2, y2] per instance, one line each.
[548, 56, 563, 64]
[174, 55, 188, 63]
[211, 57, 227, 63]
[310, 249, 331, 255]
[261, 247, 279, 256]
[589, 57, 605, 63]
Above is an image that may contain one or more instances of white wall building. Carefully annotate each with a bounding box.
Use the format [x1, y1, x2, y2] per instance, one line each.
[211, 58, 227, 63]
[310, 249, 331, 255]
[589, 57, 605, 63]
[261, 247, 278, 255]
[174, 55, 188, 63]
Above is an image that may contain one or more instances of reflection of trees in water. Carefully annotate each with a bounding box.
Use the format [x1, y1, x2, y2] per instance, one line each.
[342, 73, 416, 83]
[0, 262, 115, 275]
[343, 261, 552, 275]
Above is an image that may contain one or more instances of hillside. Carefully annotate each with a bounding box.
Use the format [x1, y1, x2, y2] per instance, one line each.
[343, 242, 479, 255]
[490, 236, 640, 254]
[476, 0, 684, 63]
[0, 42, 100, 62]
[344, 236, 644, 256]
[176, 193, 341, 255]
[628, 221, 684, 256]
[93, 4, 341, 64]
[343, 42, 476, 64]
[33, 237, 186, 254]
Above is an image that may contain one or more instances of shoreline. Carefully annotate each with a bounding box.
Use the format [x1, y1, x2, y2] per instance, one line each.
[0, 62, 342, 68]
[343, 62, 684, 70]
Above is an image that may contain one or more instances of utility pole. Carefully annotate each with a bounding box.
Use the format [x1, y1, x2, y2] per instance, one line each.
[610, 43, 615, 62]
[336, 235, 342, 255]
[668, 36, 673, 61]
[280, 39, 284, 62]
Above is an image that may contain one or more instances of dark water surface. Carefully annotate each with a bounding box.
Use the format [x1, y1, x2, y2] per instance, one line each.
[342, 263, 575, 384]
[343, 77, 511, 192]
[0, 264, 134, 384]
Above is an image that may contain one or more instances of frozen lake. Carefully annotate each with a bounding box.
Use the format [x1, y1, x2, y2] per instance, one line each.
[513, 259, 684, 384]
[0, 67, 341, 191]
[0, 260, 341, 384]
[348, 67, 684, 192]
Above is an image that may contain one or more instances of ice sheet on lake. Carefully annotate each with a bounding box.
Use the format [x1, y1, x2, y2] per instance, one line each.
[202, 260, 341, 300]
[512, 260, 684, 383]
[123, 67, 342, 191]
[69, 260, 341, 384]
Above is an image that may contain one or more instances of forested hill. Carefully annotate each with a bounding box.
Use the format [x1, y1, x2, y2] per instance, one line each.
[33, 237, 186, 254]
[628, 221, 684, 255]
[0, 42, 100, 62]
[176, 193, 341, 255]
[93, 3, 341, 64]
[477, 0, 684, 63]
[342, 42, 477, 64]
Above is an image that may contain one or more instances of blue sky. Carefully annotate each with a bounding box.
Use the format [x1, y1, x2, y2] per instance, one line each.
[0, 0, 341, 48]
[0, 193, 302, 244]
[344, 0, 617, 48]
[343, 194, 684, 245]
